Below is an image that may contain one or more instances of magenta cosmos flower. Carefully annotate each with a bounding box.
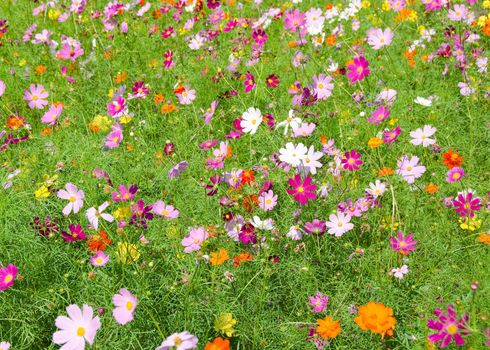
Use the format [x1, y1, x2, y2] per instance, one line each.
[243, 72, 255, 93]
[287, 174, 317, 205]
[181, 227, 208, 253]
[112, 288, 137, 325]
[111, 184, 138, 202]
[427, 304, 469, 347]
[23, 84, 49, 109]
[347, 56, 370, 84]
[61, 224, 86, 242]
[453, 190, 481, 218]
[156, 331, 198, 350]
[308, 292, 329, 313]
[283, 9, 306, 32]
[105, 123, 123, 149]
[57, 183, 85, 216]
[53, 304, 101, 350]
[446, 167, 464, 183]
[341, 149, 363, 171]
[0, 264, 17, 292]
[389, 231, 417, 255]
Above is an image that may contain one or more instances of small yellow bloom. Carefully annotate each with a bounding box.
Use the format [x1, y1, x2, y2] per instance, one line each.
[120, 115, 132, 124]
[116, 242, 140, 264]
[48, 9, 61, 20]
[389, 118, 398, 126]
[214, 313, 237, 337]
[459, 216, 482, 231]
[482, 0, 490, 8]
[368, 137, 383, 148]
[113, 206, 131, 220]
[361, 0, 371, 8]
[19, 59, 26, 67]
[35, 185, 50, 198]
[382, 1, 391, 11]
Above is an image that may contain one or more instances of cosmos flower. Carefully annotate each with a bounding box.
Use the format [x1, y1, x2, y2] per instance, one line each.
[52, 304, 101, 350]
[367, 27, 394, 50]
[156, 332, 198, 350]
[409, 125, 437, 147]
[325, 212, 354, 237]
[308, 292, 329, 313]
[315, 316, 342, 340]
[112, 288, 137, 325]
[23, 84, 49, 109]
[287, 174, 317, 205]
[427, 304, 469, 347]
[89, 251, 110, 267]
[57, 183, 85, 216]
[341, 149, 363, 171]
[389, 231, 417, 255]
[347, 56, 370, 84]
[354, 301, 396, 338]
[86, 202, 114, 230]
[181, 227, 208, 253]
[240, 107, 262, 134]
[0, 264, 17, 292]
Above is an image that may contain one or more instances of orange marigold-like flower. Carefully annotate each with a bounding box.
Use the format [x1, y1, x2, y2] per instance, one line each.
[378, 167, 394, 177]
[368, 137, 383, 148]
[354, 301, 396, 338]
[442, 149, 463, 169]
[204, 337, 230, 350]
[477, 232, 490, 245]
[87, 230, 112, 253]
[210, 248, 229, 266]
[315, 316, 342, 340]
[424, 183, 439, 194]
[241, 169, 255, 185]
[233, 252, 253, 267]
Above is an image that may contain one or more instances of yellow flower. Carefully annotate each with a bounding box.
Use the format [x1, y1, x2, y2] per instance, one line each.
[19, 59, 26, 67]
[361, 0, 371, 8]
[89, 115, 112, 133]
[382, 1, 391, 11]
[459, 216, 482, 231]
[389, 118, 398, 126]
[368, 137, 383, 148]
[48, 9, 61, 20]
[120, 115, 132, 124]
[483, 0, 490, 8]
[477, 15, 488, 27]
[116, 242, 140, 264]
[35, 185, 50, 198]
[214, 313, 237, 337]
[113, 206, 131, 220]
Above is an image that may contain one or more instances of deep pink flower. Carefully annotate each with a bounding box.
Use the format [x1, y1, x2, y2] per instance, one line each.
[347, 56, 370, 84]
[389, 231, 417, 255]
[105, 123, 123, 149]
[111, 184, 138, 202]
[453, 190, 481, 217]
[368, 105, 390, 125]
[61, 224, 86, 242]
[383, 126, 401, 143]
[56, 43, 84, 62]
[308, 292, 329, 313]
[283, 10, 305, 33]
[107, 95, 126, 117]
[341, 150, 363, 171]
[446, 167, 465, 183]
[243, 72, 255, 93]
[427, 304, 469, 347]
[287, 174, 317, 205]
[0, 264, 17, 291]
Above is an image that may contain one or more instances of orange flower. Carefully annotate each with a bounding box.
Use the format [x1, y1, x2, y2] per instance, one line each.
[368, 137, 383, 148]
[154, 93, 165, 105]
[288, 41, 298, 48]
[35, 65, 46, 74]
[325, 3, 333, 10]
[233, 252, 253, 267]
[114, 71, 127, 83]
[210, 248, 229, 266]
[354, 301, 396, 338]
[315, 316, 342, 340]
[326, 35, 336, 46]
[477, 233, 490, 245]
[87, 230, 112, 253]
[241, 169, 255, 185]
[161, 102, 175, 113]
[424, 183, 439, 194]
[241, 194, 258, 212]
[6, 115, 25, 130]
[442, 149, 463, 169]
[173, 85, 185, 95]
[204, 337, 230, 350]
[41, 127, 53, 136]
[378, 167, 394, 177]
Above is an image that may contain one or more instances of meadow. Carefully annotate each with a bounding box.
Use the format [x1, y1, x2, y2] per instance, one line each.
[0, 0, 489, 349]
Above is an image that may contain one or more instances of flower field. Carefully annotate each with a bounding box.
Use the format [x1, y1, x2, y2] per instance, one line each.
[0, 0, 489, 349]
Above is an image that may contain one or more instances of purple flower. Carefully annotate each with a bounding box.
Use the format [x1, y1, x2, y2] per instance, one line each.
[304, 219, 326, 236]
[238, 224, 257, 245]
[129, 200, 153, 229]
[427, 304, 469, 347]
[61, 224, 86, 242]
[168, 161, 188, 179]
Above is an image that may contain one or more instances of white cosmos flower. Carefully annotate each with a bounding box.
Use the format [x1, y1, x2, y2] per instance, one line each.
[240, 107, 262, 134]
[279, 142, 307, 167]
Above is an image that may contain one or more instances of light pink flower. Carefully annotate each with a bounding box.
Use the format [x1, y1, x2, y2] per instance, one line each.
[86, 202, 114, 230]
[325, 212, 353, 237]
[23, 84, 49, 109]
[367, 27, 394, 50]
[152, 200, 180, 219]
[41, 104, 63, 125]
[181, 227, 208, 253]
[52, 304, 101, 350]
[409, 125, 437, 147]
[259, 190, 278, 211]
[112, 288, 137, 325]
[57, 183, 85, 216]
[90, 251, 110, 267]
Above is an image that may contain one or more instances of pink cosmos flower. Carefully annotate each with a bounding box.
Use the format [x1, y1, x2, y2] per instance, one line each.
[56, 43, 84, 61]
[181, 227, 208, 253]
[284, 9, 306, 33]
[383, 126, 401, 143]
[86, 202, 114, 230]
[112, 184, 138, 202]
[90, 251, 110, 267]
[409, 125, 437, 147]
[23, 84, 49, 109]
[41, 104, 63, 125]
[427, 304, 469, 347]
[112, 288, 137, 325]
[53, 304, 101, 350]
[446, 167, 465, 183]
[199, 139, 218, 150]
[259, 190, 278, 211]
[0, 80, 5, 97]
[367, 27, 394, 50]
[156, 332, 198, 350]
[287, 174, 317, 205]
[243, 72, 255, 93]
[396, 155, 426, 184]
[347, 56, 370, 84]
[308, 292, 329, 313]
[453, 190, 481, 218]
[176, 85, 196, 105]
[200, 100, 218, 124]
[326, 212, 354, 237]
[152, 200, 180, 219]
[448, 4, 468, 21]
[390, 265, 409, 279]
[341, 150, 363, 171]
[107, 95, 126, 117]
[293, 122, 316, 138]
[0, 264, 17, 292]
[389, 231, 417, 255]
[0, 341, 10, 350]
[105, 123, 123, 149]
[57, 183, 85, 216]
[368, 105, 390, 125]
[312, 74, 334, 100]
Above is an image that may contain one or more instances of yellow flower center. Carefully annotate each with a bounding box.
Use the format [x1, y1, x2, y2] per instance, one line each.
[4, 274, 12, 283]
[77, 327, 85, 337]
[69, 196, 76, 203]
[162, 210, 169, 216]
[174, 337, 182, 345]
[453, 173, 461, 179]
[126, 301, 133, 311]
[32, 95, 38, 101]
[447, 323, 458, 335]
[96, 258, 103, 264]
[297, 186, 304, 193]
[406, 166, 412, 171]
